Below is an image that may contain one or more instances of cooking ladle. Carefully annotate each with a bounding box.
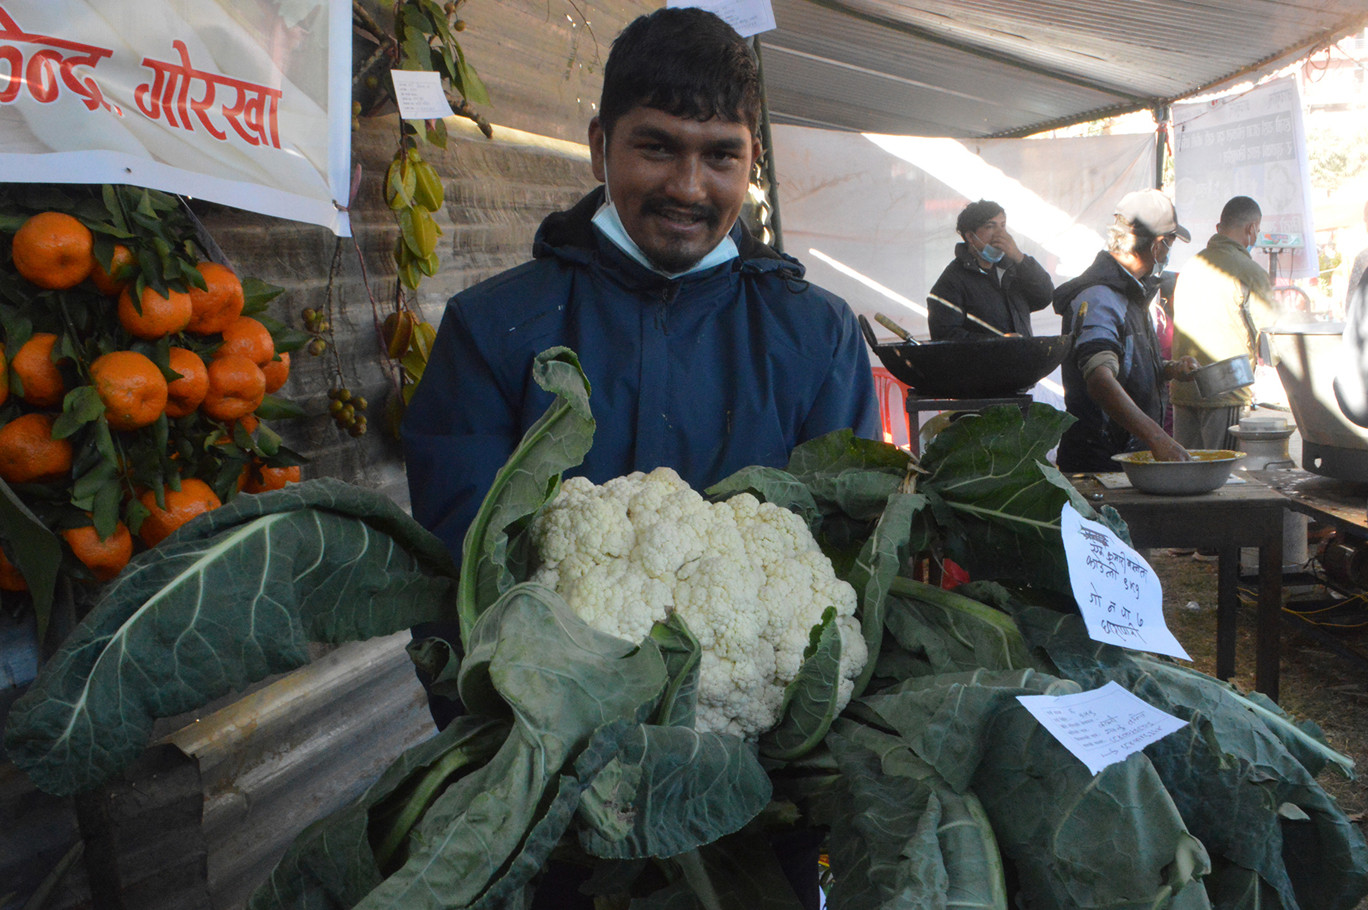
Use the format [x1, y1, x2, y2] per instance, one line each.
[926, 293, 1011, 337]
[875, 312, 920, 343]
[858, 312, 919, 348]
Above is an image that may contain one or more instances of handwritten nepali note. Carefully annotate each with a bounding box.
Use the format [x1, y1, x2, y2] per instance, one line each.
[1017, 681, 1188, 776]
[390, 70, 454, 120]
[669, 0, 776, 37]
[1060, 504, 1191, 660]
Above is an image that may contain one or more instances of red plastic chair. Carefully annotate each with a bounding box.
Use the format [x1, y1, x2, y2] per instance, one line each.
[871, 367, 912, 449]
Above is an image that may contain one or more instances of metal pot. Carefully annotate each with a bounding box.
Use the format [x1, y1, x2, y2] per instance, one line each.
[1110, 449, 1245, 495]
[1193, 354, 1255, 398]
[1267, 323, 1368, 479]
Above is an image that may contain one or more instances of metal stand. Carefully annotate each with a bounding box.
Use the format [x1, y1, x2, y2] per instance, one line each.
[905, 392, 1032, 455]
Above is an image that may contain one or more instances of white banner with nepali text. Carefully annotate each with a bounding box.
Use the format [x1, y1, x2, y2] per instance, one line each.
[0, 0, 352, 235]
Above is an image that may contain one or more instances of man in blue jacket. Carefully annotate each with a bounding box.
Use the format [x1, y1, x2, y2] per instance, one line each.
[402, 8, 880, 560]
[401, 11, 878, 908]
[1053, 190, 1200, 472]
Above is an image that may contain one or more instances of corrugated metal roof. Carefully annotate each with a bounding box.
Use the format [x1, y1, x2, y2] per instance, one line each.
[759, 0, 1368, 137]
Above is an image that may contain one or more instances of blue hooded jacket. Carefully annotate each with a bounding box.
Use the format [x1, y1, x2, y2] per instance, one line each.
[1053, 250, 1165, 472]
[402, 187, 881, 559]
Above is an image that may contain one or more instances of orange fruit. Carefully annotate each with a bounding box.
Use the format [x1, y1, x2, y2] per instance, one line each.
[11, 211, 96, 290]
[0, 343, 8, 409]
[89, 350, 168, 431]
[244, 463, 301, 494]
[261, 351, 290, 394]
[201, 353, 265, 421]
[0, 546, 26, 591]
[137, 478, 221, 547]
[62, 521, 134, 583]
[118, 285, 193, 339]
[187, 262, 245, 335]
[165, 347, 209, 418]
[214, 316, 274, 367]
[90, 244, 137, 296]
[0, 413, 73, 484]
[225, 413, 259, 436]
[10, 333, 66, 407]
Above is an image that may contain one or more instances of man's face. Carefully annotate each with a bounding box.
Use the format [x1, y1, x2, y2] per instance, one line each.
[966, 213, 1007, 252]
[1151, 232, 1179, 270]
[1245, 218, 1262, 248]
[589, 106, 761, 273]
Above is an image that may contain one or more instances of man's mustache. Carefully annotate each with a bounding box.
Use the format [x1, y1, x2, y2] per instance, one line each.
[642, 199, 719, 225]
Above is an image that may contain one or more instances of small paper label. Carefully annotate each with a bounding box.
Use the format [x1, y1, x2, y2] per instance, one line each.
[668, 0, 776, 37]
[1061, 504, 1191, 661]
[1017, 681, 1188, 776]
[390, 70, 453, 120]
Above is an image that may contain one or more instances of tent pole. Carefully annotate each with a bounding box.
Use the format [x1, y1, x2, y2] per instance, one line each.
[1153, 103, 1170, 189]
[753, 38, 785, 254]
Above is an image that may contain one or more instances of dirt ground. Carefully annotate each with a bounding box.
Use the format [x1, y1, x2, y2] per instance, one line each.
[1149, 547, 1368, 834]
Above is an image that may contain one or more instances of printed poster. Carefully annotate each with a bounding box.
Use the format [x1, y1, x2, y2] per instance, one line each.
[1172, 76, 1316, 280]
[0, 0, 352, 235]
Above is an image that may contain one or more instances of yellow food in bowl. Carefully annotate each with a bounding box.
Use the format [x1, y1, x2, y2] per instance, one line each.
[1113, 449, 1241, 464]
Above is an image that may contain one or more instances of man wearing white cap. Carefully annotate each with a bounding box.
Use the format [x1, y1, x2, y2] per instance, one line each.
[1052, 189, 1202, 472]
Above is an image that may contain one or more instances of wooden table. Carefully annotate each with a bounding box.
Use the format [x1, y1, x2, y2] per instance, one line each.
[1072, 475, 1287, 698]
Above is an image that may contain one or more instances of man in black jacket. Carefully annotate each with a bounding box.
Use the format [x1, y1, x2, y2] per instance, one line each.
[926, 199, 1055, 339]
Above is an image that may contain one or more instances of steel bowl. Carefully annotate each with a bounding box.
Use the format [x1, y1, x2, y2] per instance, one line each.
[1110, 449, 1246, 495]
[1193, 354, 1255, 398]
[866, 333, 1073, 398]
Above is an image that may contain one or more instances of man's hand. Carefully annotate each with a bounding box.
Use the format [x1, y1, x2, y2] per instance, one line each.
[1148, 434, 1192, 462]
[995, 229, 1024, 263]
[1164, 356, 1201, 381]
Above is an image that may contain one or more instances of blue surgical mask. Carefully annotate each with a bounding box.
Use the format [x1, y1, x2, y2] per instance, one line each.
[979, 243, 1006, 264]
[593, 136, 738, 278]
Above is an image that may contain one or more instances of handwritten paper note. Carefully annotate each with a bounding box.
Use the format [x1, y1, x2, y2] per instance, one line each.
[390, 70, 453, 120]
[669, 0, 776, 37]
[1017, 681, 1188, 775]
[1060, 504, 1191, 660]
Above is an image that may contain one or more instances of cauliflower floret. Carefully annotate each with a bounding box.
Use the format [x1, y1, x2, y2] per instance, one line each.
[734, 497, 816, 568]
[526, 467, 867, 740]
[533, 478, 634, 563]
[674, 555, 764, 657]
[695, 649, 783, 739]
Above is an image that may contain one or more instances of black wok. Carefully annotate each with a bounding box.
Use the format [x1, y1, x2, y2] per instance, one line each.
[860, 315, 1071, 398]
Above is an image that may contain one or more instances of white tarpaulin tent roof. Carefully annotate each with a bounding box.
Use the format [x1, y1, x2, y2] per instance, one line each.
[758, 0, 1368, 137]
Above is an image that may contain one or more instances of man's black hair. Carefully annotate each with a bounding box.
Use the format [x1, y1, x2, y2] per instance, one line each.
[598, 7, 761, 138]
[1218, 195, 1262, 228]
[956, 199, 1005, 236]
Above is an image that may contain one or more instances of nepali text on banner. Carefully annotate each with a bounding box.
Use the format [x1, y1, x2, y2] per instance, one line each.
[0, 0, 352, 235]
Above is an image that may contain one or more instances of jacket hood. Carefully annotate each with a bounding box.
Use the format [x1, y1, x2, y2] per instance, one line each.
[1052, 250, 1151, 316]
[531, 187, 803, 285]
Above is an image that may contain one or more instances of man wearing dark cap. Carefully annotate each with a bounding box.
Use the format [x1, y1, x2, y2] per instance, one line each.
[926, 199, 1055, 340]
[1053, 189, 1201, 472]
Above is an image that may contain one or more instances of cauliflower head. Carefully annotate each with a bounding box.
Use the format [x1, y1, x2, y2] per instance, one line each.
[528, 467, 866, 739]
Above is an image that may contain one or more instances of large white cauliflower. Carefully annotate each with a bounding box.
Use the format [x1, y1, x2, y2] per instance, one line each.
[528, 467, 867, 739]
